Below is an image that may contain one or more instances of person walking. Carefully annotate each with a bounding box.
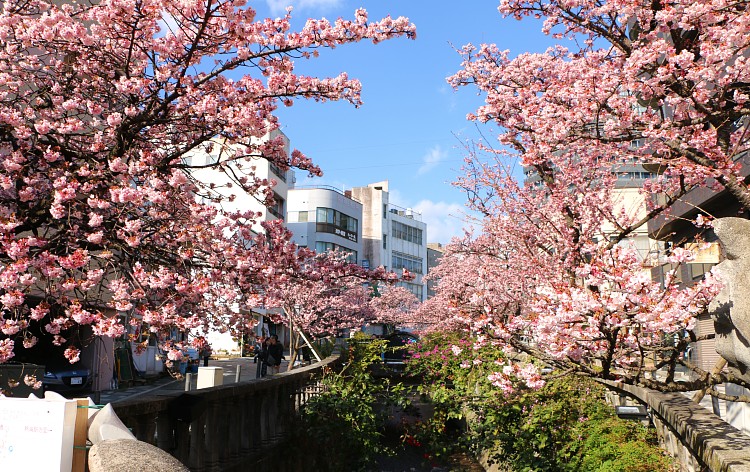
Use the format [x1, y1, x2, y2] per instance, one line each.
[255, 336, 269, 378]
[200, 344, 212, 367]
[267, 334, 284, 375]
[253, 336, 264, 364]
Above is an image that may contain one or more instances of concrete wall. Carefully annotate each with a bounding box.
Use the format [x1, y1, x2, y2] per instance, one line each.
[602, 380, 750, 471]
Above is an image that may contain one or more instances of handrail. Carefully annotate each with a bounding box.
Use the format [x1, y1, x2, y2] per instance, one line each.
[113, 353, 344, 472]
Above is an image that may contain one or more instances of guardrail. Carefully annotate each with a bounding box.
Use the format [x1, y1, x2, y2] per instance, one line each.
[112, 353, 343, 472]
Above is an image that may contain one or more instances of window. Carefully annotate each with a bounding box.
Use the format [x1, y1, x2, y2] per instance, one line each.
[316, 207, 358, 242]
[269, 162, 287, 182]
[397, 281, 423, 300]
[690, 263, 715, 280]
[315, 241, 357, 264]
[298, 211, 308, 223]
[268, 193, 285, 220]
[616, 171, 655, 181]
[392, 221, 423, 245]
[658, 263, 683, 287]
[392, 252, 423, 274]
[383, 204, 387, 218]
[383, 234, 387, 250]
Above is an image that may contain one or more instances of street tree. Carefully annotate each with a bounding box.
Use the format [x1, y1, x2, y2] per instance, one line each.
[433, 0, 750, 398]
[0, 0, 415, 364]
[368, 285, 420, 326]
[263, 248, 406, 370]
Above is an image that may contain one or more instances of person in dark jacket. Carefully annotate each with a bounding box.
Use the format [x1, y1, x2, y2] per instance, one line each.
[255, 337, 269, 378]
[267, 334, 284, 374]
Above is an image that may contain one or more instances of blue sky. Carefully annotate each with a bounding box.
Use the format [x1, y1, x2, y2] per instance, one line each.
[251, 0, 557, 244]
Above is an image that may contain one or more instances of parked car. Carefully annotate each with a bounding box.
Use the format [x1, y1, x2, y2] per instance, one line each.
[382, 331, 419, 371]
[43, 360, 92, 393]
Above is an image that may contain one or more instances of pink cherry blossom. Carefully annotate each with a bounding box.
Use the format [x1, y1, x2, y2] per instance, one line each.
[0, 0, 416, 364]
[430, 0, 746, 396]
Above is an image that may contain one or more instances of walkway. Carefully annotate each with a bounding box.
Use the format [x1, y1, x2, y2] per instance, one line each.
[97, 356, 291, 404]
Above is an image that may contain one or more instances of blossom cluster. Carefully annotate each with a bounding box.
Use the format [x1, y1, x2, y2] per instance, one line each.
[0, 0, 415, 363]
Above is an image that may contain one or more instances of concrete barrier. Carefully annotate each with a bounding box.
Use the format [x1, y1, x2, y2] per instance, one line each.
[602, 380, 750, 472]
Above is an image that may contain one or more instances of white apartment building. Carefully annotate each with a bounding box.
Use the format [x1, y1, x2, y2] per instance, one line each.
[286, 186, 363, 264]
[186, 129, 294, 234]
[185, 129, 295, 353]
[524, 161, 660, 266]
[351, 181, 428, 301]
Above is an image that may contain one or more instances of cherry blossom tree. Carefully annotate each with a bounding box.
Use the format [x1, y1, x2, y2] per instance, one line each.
[423, 149, 732, 396]
[0, 0, 415, 364]
[263, 248, 407, 370]
[432, 0, 750, 399]
[451, 0, 750, 209]
[368, 285, 422, 328]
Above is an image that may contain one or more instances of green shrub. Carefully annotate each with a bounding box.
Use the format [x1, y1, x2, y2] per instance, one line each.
[294, 333, 408, 471]
[406, 332, 675, 472]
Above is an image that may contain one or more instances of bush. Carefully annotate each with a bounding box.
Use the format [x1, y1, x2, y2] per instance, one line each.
[294, 333, 408, 471]
[406, 332, 675, 472]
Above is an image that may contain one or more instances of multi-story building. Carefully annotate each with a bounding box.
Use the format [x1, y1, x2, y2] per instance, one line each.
[351, 181, 428, 301]
[426, 243, 445, 299]
[186, 129, 294, 234]
[185, 129, 295, 353]
[286, 186, 363, 264]
[646, 154, 750, 434]
[524, 161, 658, 264]
[647, 154, 750, 373]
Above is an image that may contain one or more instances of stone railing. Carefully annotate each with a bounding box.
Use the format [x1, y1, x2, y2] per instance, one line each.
[112, 353, 343, 472]
[601, 380, 750, 472]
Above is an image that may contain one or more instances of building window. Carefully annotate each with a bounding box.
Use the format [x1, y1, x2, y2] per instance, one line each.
[315, 241, 357, 264]
[316, 207, 358, 242]
[397, 281, 423, 300]
[658, 263, 683, 287]
[392, 252, 423, 274]
[690, 263, 715, 280]
[298, 211, 308, 223]
[383, 234, 387, 249]
[269, 162, 287, 182]
[383, 204, 387, 218]
[268, 193, 285, 220]
[392, 221, 423, 245]
[616, 171, 655, 181]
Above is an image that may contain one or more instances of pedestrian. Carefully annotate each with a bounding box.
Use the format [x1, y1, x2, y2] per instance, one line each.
[200, 344, 212, 367]
[267, 334, 284, 374]
[256, 336, 269, 378]
[253, 336, 263, 364]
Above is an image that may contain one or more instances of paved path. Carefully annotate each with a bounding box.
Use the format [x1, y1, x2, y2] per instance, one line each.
[95, 356, 292, 404]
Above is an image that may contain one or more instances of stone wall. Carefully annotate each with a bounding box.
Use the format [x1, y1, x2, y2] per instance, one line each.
[602, 380, 750, 472]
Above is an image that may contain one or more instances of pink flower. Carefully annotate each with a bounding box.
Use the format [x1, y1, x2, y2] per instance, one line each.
[0, 339, 15, 363]
[64, 347, 81, 364]
[167, 349, 184, 361]
[24, 375, 42, 389]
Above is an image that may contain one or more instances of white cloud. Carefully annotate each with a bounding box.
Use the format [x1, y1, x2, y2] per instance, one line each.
[266, 0, 343, 16]
[413, 199, 473, 245]
[389, 191, 471, 244]
[417, 145, 448, 175]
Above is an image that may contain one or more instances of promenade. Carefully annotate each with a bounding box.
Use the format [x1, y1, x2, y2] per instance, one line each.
[96, 357, 291, 404]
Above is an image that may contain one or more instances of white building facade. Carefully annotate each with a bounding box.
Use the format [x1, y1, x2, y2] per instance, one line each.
[351, 181, 428, 301]
[185, 129, 295, 353]
[286, 186, 363, 264]
[186, 129, 294, 234]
